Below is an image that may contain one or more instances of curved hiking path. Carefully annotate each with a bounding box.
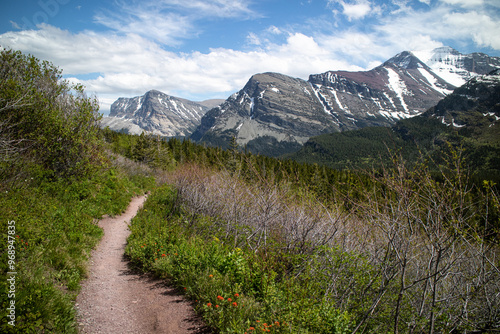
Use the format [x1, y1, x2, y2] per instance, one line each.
[76, 195, 209, 334]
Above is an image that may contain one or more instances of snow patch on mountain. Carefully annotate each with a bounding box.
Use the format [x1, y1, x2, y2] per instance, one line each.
[385, 67, 409, 112]
[417, 67, 453, 95]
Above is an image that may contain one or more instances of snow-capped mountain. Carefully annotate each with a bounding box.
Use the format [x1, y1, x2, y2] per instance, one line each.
[309, 51, 454, 129]
[100, 90, 223, 137]
[412, 46, 500, 87]
[102, 47, 499, 156]
[426, 68, 500, 130]
[191, 72, 338, 155]
[191, 47, 500, 156]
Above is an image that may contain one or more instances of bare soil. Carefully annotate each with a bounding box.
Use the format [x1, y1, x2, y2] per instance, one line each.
[76, 195, 210, 334]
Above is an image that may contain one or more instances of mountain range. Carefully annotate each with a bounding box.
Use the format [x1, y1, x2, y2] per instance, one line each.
[101, 90, 224, 137]
[288, 69, 500, 179]
[101, 47, 500, 156]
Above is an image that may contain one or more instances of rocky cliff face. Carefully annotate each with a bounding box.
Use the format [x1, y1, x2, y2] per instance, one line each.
[413, 46, 500, 87]
[101, 90, 222, 137]
[309, 51, 454, 130]
[191, 72, 338, 155]
[424, 69, 500, 130]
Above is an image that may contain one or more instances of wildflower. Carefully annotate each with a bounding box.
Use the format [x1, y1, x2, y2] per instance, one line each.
[215, 305, 219, 308]
[275, 321, 280, 326]
[232, 302, 237, 307]
[234, 293, 239, 297]
[217, 295, 224, 301]
[209, 274, 213, 278]
[162, 254, 166, 257]
[207, 303, 212, 307]
[248, 327, 255, 331]
[227, 298, 232, 302]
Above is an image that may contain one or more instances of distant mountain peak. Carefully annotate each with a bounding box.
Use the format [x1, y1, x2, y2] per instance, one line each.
[411, 46, 500, 87]
[384, 51, 427, 70]
[101, 90, 211, 137]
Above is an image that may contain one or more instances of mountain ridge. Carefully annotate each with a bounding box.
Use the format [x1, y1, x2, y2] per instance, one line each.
[102, 47, 500, 156]
[193, 46, 500, 156]
[101, 90, 224, 137]
[288, 69, 500, 177]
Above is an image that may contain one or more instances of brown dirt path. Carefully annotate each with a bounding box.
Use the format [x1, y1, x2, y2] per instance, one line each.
[75, 195, 209, 334]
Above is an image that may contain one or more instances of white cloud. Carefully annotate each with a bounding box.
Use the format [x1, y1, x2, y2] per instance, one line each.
[94, 10, 195, 47]
[0, 25, 359, 113]
[329, 0, 379, 21]
[341, 1, 372, 21]
[9, 21, 21, 29]
[443, 11, 500, 49]
[418, 0, 431, 5]
[440, 0, 484, 8]
[2, 0, 499, 115]
[372, 3, 500, 51]
[153, 0, 258, 19]
[93, 0, 259, 46]
[246, 32, 261, 45]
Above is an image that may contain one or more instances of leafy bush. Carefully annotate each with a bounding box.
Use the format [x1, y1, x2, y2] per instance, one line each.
[0, 48, 105, 182]
[127, 155, 499, 333]
[0, 49, 155, 333]
[126, 179, 358, 333]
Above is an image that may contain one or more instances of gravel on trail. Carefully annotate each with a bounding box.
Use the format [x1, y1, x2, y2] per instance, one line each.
[76, 195, 210, 334]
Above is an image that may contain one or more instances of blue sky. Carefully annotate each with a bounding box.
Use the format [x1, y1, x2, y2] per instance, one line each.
[1, 0, 500, 114]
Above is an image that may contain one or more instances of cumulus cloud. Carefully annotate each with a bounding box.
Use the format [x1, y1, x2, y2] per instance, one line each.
[329, 0, 379, 21]
[1, 0, 498, 114]
[0, 25, 359, 112]
[341, 0, 372, 21]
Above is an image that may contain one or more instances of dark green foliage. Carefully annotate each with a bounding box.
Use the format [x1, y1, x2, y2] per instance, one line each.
[0, 50, 154, 333]
[290, 114, 500, 182]
[0, 49, 105, 181]
[288, 74, 500, 182]
[246, 136, 303, 157]
[289, 126, 409, 169]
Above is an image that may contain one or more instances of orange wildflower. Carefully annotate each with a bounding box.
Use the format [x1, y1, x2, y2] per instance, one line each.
[227, 298, 232, 302]
[232, 302, 237, 307]
[209, 274, 213, 278]
[161, 253, 166, 257]
[234, 293, 239, 297]
[207, 303, 212, 307]
[217, 295, 224, 301]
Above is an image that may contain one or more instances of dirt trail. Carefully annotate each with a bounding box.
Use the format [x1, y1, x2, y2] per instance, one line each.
[76, 195, 208, 334]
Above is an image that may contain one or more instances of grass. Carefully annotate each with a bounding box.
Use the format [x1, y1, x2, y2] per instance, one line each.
[126, 184, 356, 334]
[125, 161, 500, 334]
[0, 168, 154, 333]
